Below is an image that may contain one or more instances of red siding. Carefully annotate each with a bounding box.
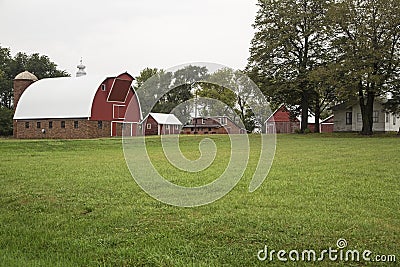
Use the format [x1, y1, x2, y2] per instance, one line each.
[267, 106, 300, 133]
[320, 115, 334, 133]
[90, 73, 141, 137]
[267, 105, 299, 123]
[321, 123, 334, 133]
[144, 116, 159, 135]
[143, 115, 181, 135]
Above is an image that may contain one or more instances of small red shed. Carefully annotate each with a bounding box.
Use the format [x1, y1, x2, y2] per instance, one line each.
[143, 113, 182, 135]
[265, 105, 300, 133]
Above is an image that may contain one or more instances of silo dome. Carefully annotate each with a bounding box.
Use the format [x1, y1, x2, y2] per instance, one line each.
[14, 71, 38, 81]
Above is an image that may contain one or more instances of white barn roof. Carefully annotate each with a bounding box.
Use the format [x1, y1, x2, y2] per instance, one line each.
[148, 113, 182, 125]
[14, 75, 107, 120]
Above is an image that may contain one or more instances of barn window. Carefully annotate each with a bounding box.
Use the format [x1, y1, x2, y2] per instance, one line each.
[101, 84, 106, 91]
[165, 125, 169, 130]
[175, 125, 179, 130]
[202, 118, 205, 124]
[386, 113, 390, 123]
[373, 111, 379, 123]
[346, 112, 352, 125]
[394, 116, 397, 125]
[61, 121, 65, 128]
[49, 121, 53, 129]
[25, 122, 29, 129]
[98, 121, 103, 129]
[37, 121, 41, 128]
[147, 123, 151, 129]
[74, 121, 79, 129]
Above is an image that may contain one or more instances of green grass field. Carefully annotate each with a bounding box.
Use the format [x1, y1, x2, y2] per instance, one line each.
[0, 134, 399, 266]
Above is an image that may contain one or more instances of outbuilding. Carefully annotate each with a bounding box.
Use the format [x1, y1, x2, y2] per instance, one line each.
[143, 113, 182, 135]
[182, 116, 246, 134]
[265, 105, 300, 134]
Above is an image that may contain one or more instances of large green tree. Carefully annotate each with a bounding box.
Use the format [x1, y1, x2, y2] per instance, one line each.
[197, 68, 259, 132]
[247, 0, 333, 132]
[328, 0, 400, 135]
[134, 65, 208, 120]
[0, 46, 69, 109]
[153, 65, 208, 115]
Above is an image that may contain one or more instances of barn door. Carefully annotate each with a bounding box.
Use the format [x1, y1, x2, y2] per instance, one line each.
[111, 122, 118, 137]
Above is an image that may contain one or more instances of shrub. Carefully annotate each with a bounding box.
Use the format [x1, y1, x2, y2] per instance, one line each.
[0, 107, 13, 136]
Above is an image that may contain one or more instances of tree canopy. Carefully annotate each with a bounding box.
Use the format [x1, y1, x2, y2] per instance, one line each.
[328, 0, 400, 135]
[135, 66, 262, 132]
[247, 0, 333, 132]
[247, 0, 400, 135]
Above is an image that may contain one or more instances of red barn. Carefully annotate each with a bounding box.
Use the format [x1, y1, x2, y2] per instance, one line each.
[265, 105, 300, 133]
[13, 71, 141, 139]
[143, 113, 182, 135]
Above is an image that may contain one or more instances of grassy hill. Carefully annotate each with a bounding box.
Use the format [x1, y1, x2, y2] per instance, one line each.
[0, 134, 398, 266]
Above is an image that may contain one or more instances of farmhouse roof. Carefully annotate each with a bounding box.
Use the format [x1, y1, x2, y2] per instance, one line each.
[321, 115, 334, 123]
[148, 113, 182, 125]
[13, 75, 125, 120]
[265, 104, 299, 123]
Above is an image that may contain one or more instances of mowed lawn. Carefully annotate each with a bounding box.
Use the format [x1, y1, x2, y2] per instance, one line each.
[0, 134, 399, 266]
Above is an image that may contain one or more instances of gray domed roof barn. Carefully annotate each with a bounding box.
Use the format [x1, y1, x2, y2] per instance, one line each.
[12, 70, 142, 139]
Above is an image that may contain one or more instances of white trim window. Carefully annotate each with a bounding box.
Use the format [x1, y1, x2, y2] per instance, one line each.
[165, 125, 170, 130]
[113, 104, 125, 119]
[175, 125, 179, 130]
[147, 123, 152, 129]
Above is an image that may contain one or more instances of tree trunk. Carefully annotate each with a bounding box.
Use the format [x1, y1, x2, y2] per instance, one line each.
[359, 90, 374, 136]
[300, 91, 309, 133]
[314, 95, 321, 133]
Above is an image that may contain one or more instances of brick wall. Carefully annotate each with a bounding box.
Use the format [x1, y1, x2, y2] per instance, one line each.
[13, 79, 35, 111]
[14, 119, 111, 139]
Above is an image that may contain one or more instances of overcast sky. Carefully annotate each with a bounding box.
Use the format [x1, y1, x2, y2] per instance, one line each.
[0, 0, 258, 77]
